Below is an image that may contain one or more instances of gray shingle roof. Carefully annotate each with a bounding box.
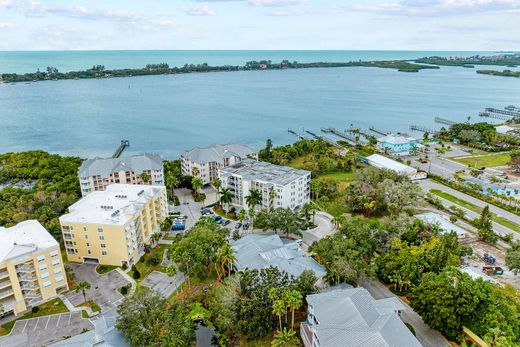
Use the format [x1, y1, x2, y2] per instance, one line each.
[78, 153, 163, 178]
[306, 287, 421, 347]
[181, 143, 256, 164]
[230, 234, 326, 278]
[219, 159, 310, 186]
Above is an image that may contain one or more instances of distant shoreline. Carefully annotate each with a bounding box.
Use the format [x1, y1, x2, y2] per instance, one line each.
[0, 59, 439, 84]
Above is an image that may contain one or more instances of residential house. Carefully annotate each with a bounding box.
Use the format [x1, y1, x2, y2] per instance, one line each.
[377, 134, 420, 156]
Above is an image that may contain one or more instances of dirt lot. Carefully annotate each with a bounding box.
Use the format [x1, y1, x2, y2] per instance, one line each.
[463, 240, 520, 290]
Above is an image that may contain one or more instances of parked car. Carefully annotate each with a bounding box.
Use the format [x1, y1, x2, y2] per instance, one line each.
[235, 223, 242, 229]
[242, 223, 249, 230]
[213, 215, 222, 222]
[222, 220, 231, 226]
[483, 253, 496, 265]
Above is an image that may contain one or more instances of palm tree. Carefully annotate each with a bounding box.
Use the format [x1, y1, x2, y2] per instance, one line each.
[245, 188, 262, 211]
[272, 300, 285, 331]
[219, 188, 233, 214]
[191, 167, 200, 177]
[300, 202, 314, 228]
[75, 281, 91, 303]
[216, 244, 236, 278]
[286, 290, 303, 329]
[165, 173, 179, 201]
[191, 177, 203, 193]
[140, 171, 150, 184]
[237, 209, 246, 223]
[271, 328, 301, 347]
[211, 178, 222, 206]
[268, 187, 276, 210]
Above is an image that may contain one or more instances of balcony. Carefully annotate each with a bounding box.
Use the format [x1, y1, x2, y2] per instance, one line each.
[0, 288, 14, 299]
[300, 323, 314, 347]
[0, 279, 12, 289]
[16, 265, 36, 274]
[0, 269, 8, 279]
[21, 283, 39, 290]
[24, 292, 42, 300]
[18, 274, 38, 282]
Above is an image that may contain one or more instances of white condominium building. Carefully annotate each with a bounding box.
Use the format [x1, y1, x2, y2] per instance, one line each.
[0, 220, 68, 316]
[59, 184, 168, 267]
[78, 153, 164, 196]
[218, 159, 311, 211]
[181, 143, 257, 184]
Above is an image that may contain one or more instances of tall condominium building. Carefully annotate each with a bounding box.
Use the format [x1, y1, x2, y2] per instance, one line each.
[0, 220, 68, 317]
[78, 153, 164, 196]
[218, 159, 310, 211]
[59, 184, 168, 267]
[181, 143, 257, 185]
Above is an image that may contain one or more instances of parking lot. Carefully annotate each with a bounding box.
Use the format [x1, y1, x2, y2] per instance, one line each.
[65, 264, 129, 310]
[141, 270, 185, 298]
[0, 312, 93, 347]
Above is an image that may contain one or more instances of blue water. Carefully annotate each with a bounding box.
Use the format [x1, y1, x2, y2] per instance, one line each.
[0, 50, 492, 73]
[0, 51, 518, 159]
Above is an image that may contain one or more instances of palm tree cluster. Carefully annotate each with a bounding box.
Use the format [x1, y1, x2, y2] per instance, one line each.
[269, 287, 303, 346]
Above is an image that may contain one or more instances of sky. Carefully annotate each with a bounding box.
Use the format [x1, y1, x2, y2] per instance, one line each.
[0, 0, 519, 50]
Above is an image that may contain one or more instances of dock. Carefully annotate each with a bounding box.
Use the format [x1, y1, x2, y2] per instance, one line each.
[485, 107, 520, 118]
[112, 140, 130, 158]
[410, 125, 435, 133]
[288, 129, 306, 140]
[322, 127, 357, 145]
[478, 112, 513, 121]
[307, 129, 342, 148]
[369, 127, 388, 136]
[434, 117, 457, 126]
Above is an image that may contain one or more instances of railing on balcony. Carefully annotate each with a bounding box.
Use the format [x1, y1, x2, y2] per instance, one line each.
[21, 283, 39, 290]
[24, 292, 42, 300]
[16, 265, 36, 273]
[300, 323, 314, 347]
[0, 269, 8, 279]
[0, 289, 14, 299]
[18, 274, 38, 282]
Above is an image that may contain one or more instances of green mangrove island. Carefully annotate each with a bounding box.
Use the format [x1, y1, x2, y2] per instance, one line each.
[415, 55, 520, 68]
[0, 59, 438, 83]
[477, 69, 520, 78]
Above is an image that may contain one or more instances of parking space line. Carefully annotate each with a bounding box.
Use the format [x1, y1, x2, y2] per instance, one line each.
[45, 316, 51, 330]
[68, 313, 73, 325]
[21, 320, 29, 333]
[33, 317, 40, 331]
[56, 314, 62, 327]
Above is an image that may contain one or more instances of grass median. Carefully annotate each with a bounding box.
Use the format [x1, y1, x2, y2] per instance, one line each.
[430, 189, 520, 233]
[452, 152, 511, 168]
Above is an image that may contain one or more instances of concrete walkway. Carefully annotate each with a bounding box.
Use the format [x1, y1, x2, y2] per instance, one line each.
[361, 279, 450, 347]
[115, 267, 137, 296]
[59, 294, 95, 317]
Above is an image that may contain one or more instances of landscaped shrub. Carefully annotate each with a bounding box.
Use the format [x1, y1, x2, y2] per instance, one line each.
[132, 269, 141, 280]
[32, 306, 39, 314]
[120, 285, 128, 295]
[146, 253, 161, 266]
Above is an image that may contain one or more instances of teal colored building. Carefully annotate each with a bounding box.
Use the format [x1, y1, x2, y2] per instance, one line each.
[377, 134, 419, 156]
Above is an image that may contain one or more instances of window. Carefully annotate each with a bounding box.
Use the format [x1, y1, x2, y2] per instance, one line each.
[43, 281, 52, 288]
[98, 228, 103, 233]
[102, 251, 107, 256]
[52, 259, 60, 266]
[99, 235, 105, 240]
[54, 268, 62, 274]
[56, 276, 64, 283]
[87, 250, 91, 255]
[85, 235, 88, 239]
[100, 244, 106, 248]
[83, 227, 87, 231]
[41, 272, 50, 279]
[39, 264, 48, 270]
[86, 243, 90, 247]
[37, 255, 46, 262]
[50, 251, 58, 257]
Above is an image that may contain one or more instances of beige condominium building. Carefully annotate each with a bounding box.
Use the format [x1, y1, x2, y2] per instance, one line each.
[59, 184, 168, 267]
[181, 143, 257, 185]
[0, 220, 68, 317]
[78, 153, 164, 196]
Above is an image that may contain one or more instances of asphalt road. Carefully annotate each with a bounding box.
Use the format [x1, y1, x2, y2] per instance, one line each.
[418, 179, 520, 241]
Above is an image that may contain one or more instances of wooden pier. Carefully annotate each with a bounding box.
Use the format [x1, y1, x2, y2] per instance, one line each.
[410, 125, 435, 133]
[288, 129, 306, 140]
[322, 127, 357, 145]
[485, 107, 520, 118]
[113, 140, 130, 158]
[369, 127, 388, 136]
[479, 112, 512, 121]
[434, 117, 457, 126]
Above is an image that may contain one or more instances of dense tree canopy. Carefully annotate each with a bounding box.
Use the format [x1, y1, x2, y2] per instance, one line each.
[0, 151, 82, 241]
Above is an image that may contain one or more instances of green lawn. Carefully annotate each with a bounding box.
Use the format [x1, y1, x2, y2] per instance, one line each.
[452, 153, 511, 168]
[75, 300, 101, 312]
[430, 189, 520, 233]
[95, 264, 118, 275]
[132, 244, 168, 282]
[0, 298, 69, 336]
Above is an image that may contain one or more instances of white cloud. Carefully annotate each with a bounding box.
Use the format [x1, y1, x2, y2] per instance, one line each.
[351, 0, 520, 17]
[247, 0, 309, 6]
[179, 5, 216, 16]
[0, 21, 12, 28]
